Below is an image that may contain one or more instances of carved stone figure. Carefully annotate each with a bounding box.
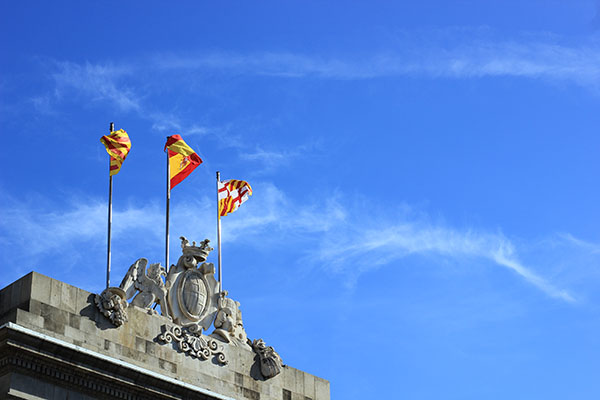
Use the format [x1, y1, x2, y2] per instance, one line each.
[95, 287, 128, 327]
[165, 237, 219, 331]
[211, 290, 252, 351]
[119, 258, 168, 316]
[96, 237, 219, 330]
[252, 338, 284, 379]
[94, 234, 288, 375]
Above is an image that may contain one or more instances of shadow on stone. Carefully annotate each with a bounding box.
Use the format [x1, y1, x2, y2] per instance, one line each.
[250, 353, 267, 381]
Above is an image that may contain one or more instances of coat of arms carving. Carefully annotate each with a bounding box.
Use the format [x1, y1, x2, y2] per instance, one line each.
[95, 235, 284, 377]
[165, 237, 219, 330]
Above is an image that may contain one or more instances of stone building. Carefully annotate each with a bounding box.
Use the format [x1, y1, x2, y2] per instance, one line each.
[0, 240, 329, 399]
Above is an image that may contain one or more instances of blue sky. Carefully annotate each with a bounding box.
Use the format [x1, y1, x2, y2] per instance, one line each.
[2, 1, 600, 398]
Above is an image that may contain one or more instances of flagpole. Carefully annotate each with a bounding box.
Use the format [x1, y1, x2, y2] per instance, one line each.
[166, 145, 171, 272]
[216, 171, 222, 293]
[106, 122, 114, 289]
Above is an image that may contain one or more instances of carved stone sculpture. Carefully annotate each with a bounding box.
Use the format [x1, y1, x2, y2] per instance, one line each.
[251, 338, 284, 379]
[119, 258, 168, 316]
[164, 237, 219, 331]
[158, 324, 227, 365]
[96, 237, 220, 330]
[211, 290, 252, 351]
[94, 234, 288, 376]
[95, 287, 128, 327]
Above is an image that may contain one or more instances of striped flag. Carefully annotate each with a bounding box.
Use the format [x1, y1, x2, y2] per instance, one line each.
[164, 135, 203, 188]
[218, 179, 253, 217]
[100, 129, 131, 176]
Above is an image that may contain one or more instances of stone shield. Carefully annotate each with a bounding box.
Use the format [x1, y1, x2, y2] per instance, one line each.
[177, 270, 208, 321]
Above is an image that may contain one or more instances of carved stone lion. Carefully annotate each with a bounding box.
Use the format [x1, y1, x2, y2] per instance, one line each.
[120, 258, 168, 317]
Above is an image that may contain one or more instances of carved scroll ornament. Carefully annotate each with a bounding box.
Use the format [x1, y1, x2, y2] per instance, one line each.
[158, 324, 227, 365]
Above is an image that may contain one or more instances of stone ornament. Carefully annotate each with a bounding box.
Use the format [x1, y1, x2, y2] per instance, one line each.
[95, 287, 128, 327]
[95, 258, 169, 324]
[252, 338, 284, 379]
[95, 237, 219, 328]
[120, 258, 169, 317]
[211, 290, 252, 351]
[158, 324, 227, 365]
[94, 235, 284, 374]
[165, 237, 219, 331]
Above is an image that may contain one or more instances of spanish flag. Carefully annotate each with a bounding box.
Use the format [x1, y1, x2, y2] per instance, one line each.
[164, 135, 203, 188]
[218, 179, 252, 217]
[100, 129, 131, 176]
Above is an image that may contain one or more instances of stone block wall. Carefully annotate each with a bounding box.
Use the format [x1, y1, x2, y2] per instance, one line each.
[0, 272, 329, 400]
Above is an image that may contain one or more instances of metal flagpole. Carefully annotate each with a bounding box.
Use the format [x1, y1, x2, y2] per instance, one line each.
[216, 171, 222, 293]
[106, 122, 114, 289]
[166, 144, 171, 272]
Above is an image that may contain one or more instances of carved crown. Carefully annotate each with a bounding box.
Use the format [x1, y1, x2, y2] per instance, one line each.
[180, 236, 213, 262]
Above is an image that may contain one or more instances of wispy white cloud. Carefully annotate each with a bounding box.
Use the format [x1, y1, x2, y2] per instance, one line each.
[416, 40, 600, 87]
[241, 148, 290, 165]
[154, 52, 364, 78]
[49, 62, 234, 150]
[0, 193, 166, 289]
[150, 113, 242, 151]
[558, 233, 600, 254]
[314, 220, 575, 301]
[0, 196, 162, 257]
[30, 94, 58, 115]
[0, 183, 585, 302]
[52, 61, 141, 112]
[150, 111, 211, 137]
[40, 30, 600, 129]
[0, 188, 592, 303]
[153, 37, 600, 88]
[239, 142, 320, 172]
[217, 183, 347, 240]
[212, 183, 593, 302]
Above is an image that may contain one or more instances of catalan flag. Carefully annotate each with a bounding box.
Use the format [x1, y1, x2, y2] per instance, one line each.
[218, 179, 253, 217]
[164, 135, 203, 188]
[100, 129, 131, 176]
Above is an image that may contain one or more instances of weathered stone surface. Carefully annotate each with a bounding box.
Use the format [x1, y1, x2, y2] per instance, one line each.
[0, 272, 330, 400]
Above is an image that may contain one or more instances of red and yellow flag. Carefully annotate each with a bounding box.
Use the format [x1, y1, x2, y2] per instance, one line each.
[218, 179, 252, 217]
[164, 135, 203, 188]
[100, 129, 131, 176]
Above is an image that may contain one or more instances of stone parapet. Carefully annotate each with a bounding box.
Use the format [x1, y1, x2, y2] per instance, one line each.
[0, 272, 329, 400]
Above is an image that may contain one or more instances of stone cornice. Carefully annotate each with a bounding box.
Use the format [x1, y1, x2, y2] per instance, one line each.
[0, 322, 234, 400]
